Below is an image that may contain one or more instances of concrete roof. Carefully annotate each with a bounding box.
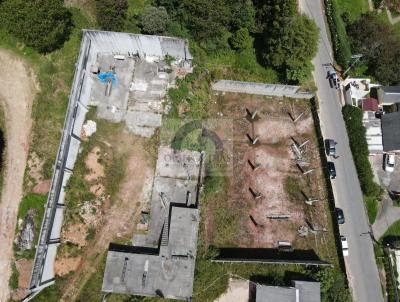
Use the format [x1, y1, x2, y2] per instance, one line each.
[85, 30, 192, 60]
[379, 86, 400, 104]
[256, 281, 320, 302]
[102, 147, 203, 300]
[102, 206, 199, 300]
[382, 112, 400, 152]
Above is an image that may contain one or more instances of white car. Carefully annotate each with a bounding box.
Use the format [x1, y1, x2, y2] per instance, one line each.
[385, 153, 396, 173]
[341, 235, 349, 257]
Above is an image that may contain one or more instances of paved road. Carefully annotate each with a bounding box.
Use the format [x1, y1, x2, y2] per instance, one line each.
[299, 1, 384, 302]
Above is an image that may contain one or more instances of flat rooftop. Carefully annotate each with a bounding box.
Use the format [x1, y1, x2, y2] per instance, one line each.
[256, 281, 320, 302]
[102, 147, 204, 300]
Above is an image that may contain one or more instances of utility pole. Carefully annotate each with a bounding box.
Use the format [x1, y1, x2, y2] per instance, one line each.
[343, 54, 363, 78]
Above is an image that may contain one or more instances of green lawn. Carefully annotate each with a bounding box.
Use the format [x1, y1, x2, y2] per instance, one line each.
[382, 219, 400, 240]
[336, 0, 370, 22]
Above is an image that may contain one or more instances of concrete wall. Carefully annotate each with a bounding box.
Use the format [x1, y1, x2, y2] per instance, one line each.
[212, 80, 314, 99]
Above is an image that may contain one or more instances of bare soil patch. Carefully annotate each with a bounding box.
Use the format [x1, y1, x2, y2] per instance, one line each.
[85, 146, 104, 182]
[60, 135, 154, 301]
[207, 93, 328, 252]
[0, 49, 38, 302]
[55, 257, 81, 277]
[215, 278, 249, 302]
[10, 259, 32, 300]
[32, 179, 52, 194]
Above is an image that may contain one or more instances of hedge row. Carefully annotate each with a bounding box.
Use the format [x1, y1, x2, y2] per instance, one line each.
[324, 0, 352, 67]
[342, 106, 383, 222]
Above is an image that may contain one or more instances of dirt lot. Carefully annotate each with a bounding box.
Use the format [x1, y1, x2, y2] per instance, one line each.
[58, 124, 155, 301]
[214, 278, 249, 302]
[206, 93, 329, 252]
[0, 49, 38, 302]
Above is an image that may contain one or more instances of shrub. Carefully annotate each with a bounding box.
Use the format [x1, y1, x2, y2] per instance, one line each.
[342, 105, 383, 223]
[95, 0, 128, 31]
[0, 0, 73, 53]
[324, 0, 352, 67]
[141, 6, 169, 35]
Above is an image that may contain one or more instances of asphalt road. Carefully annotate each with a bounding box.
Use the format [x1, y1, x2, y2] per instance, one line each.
[299, 1, 384, 301]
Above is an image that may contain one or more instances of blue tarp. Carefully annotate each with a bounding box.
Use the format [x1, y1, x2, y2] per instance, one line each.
[97, 72, 118, 86]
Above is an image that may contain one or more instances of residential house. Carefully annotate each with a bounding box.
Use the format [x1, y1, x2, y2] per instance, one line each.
[377, 86, 400, 106]
[343, 78, 371, 106]
[381, 112, 400, 154]
[255, 281, 320, 302]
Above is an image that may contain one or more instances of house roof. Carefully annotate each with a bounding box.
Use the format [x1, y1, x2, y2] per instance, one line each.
[379, 86, 400, 104]
[256, 281, 320, 302]
[362, 98, 379, 112]
[382, 112, 400, 152]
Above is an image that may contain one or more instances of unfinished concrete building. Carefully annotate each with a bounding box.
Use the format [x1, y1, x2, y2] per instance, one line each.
[102, 147, 204, 300]
[27, 30, 192, 299]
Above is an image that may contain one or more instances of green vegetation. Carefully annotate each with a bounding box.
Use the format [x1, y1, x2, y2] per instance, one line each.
[342, 105, 383, 224]
[140, 6, 169, 34]
[324, 0, 352, 67]
[95, 0, 128, 31]
[0, 106, 6, 197]
[9, 262, 19, 290]
[15, 194, 47, 259]
[348, 13, 400, 85]
[284, 176, 304, 202]
[366, 196, 379, 224]
[0, 0, 72, 53]
[260, 2, 319, 83]
[336, 0, 370, 23]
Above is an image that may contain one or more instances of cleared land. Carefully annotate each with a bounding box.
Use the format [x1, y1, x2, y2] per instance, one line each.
[205, 93, 333, 258]
[0, 49, 38, 302]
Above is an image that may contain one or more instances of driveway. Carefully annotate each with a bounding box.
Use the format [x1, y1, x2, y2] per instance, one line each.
[0, 50, 38, 302]
[371, 154, 400, 239]
[299, 1, 384, 301]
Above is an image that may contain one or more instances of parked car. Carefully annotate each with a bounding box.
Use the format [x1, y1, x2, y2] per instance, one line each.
[327, 161, 336, 179]
[335, 208, 345, 224]
[325, 139, 336, 157]
[384, 153, 395, 172]
[341, 235, 349, 256]
[326, 66, 340, 89]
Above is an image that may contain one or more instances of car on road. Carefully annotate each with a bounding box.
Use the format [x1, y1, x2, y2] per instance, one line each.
[325, 65, 340, 89]
[341, 235, 349, 256]
[327, 161, 336, 179]
[335, 208, 345, 224]
[384, 153, 395, 172]
[325, 139, 336, 156]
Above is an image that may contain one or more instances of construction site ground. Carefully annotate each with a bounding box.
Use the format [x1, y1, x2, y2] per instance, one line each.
[205, 92, 335, 259]
[26, 113, 156, 302]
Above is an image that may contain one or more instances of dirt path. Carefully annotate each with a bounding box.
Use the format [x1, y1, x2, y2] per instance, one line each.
[0, 50, 38, 302]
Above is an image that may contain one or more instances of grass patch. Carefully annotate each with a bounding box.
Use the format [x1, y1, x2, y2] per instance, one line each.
[15, 194, 47, 259]
[336, 0, 370, 22]
[0, 8, 94, 179]
[284, 176, 304, 202]
[9, 262, 19, 290]
[365, 195, 378, 224]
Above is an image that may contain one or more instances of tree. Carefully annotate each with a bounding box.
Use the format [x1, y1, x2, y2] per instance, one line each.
[230, 0, 255, 31]
[141, 6, 169, 35]
[348, 14, 400, 85]
[262, 12, 319, 83]
[0, 0, 72, 53]
[95, 0, 128, 31]
[230, 28, 253, 50]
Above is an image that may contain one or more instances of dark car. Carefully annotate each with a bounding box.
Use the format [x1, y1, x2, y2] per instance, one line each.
[327, 161, 336, 179]
[335, 208, 345, 224]
[324, 139, 336, 156]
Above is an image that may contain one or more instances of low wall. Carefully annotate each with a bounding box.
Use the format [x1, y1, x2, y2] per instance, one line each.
[212, 80, 314, 99]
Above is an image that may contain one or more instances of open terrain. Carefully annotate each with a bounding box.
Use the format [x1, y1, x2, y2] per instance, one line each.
[204, 93, 334, 260]
[0, 49, 38, 302]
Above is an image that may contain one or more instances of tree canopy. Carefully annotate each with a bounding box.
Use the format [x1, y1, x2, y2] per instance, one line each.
[0, 0, 72, 53]
[348, 13, 400, 85]
[141, 6, 169, 35]
[95, 0, 128, 32]
[259, 0, 319, 83]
